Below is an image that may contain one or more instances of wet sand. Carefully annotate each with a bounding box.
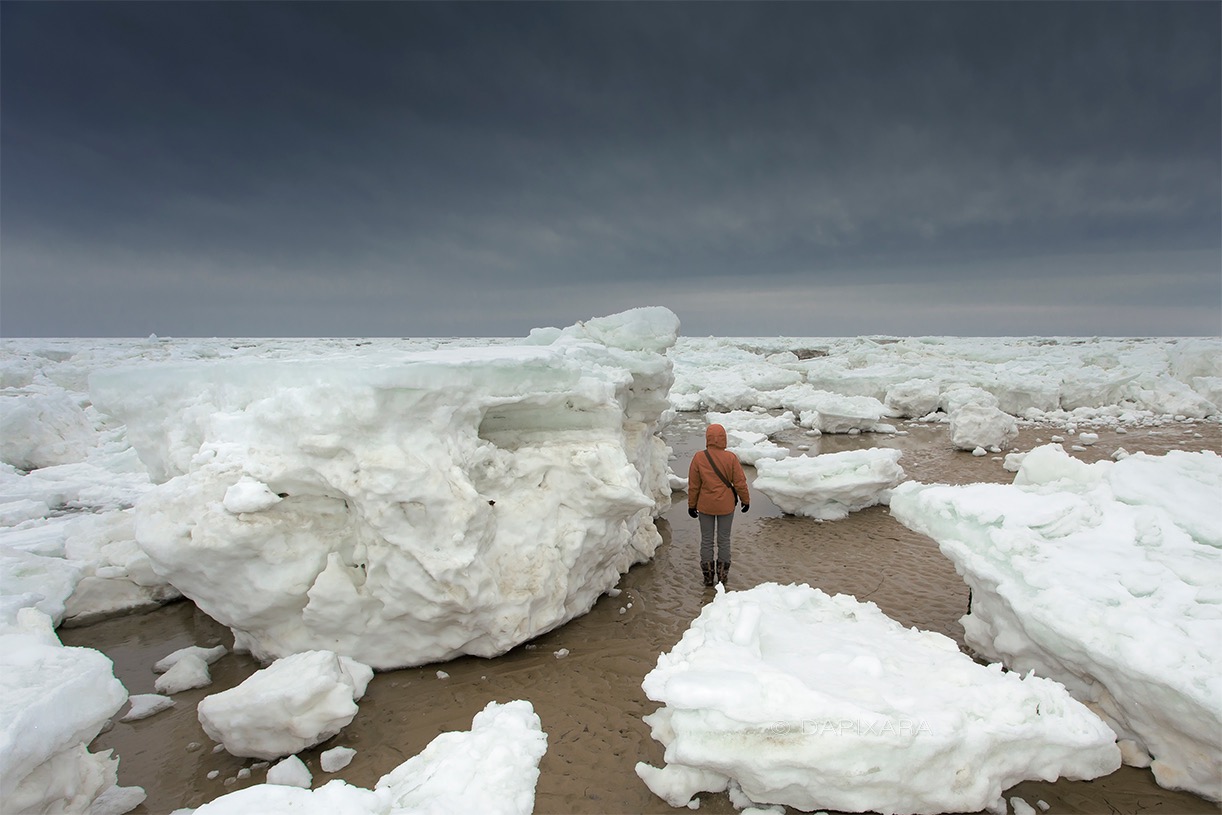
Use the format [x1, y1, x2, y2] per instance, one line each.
[62, 418, 1222, 815]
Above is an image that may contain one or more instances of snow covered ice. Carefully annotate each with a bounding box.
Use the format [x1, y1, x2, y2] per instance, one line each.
[890, 444, 1222, 801]
[321, 746, 357, 773]
[88, 307, 679, 669]
[752, 448, 906, 520]
[0, 606, 144, 813]
[636, 583, 1121, 814]
[949, 403, 1018, 451]
[670, 335, 1220, 423]
[120, 693, 175, 722]
[154, 652, 215, 695]
[2, 318, 1222, 812]
[192, 700, 546, 815]
[197, 649, 374, 760]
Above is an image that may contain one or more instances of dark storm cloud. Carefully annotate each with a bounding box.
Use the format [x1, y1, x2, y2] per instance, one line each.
[2, 1, 1218, 336]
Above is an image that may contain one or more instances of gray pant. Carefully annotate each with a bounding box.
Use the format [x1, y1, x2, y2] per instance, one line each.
[699, 511, 734, 563]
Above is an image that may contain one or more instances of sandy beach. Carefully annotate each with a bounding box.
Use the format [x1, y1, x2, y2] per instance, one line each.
[62, 417, 1222, 815]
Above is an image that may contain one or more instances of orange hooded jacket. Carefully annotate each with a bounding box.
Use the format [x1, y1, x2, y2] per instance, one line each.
[688, 424, 750, 516]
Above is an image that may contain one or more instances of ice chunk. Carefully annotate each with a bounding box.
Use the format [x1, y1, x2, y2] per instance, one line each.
[320, 746, 356, 773]
[0, 499, 51, 526]
[375, 700, 547, 814]
[121, 694, 175, 722]
[752, 449, 905, 520]
[193, 700, 546, 815]
[92, 310, 677, 669]
[637, 584, 1120, 813]
[154, 653, 213, 695]
[884, 378, 941, 419]
[0, 391, 96, 470]
[197, 650, 374, 760]
[266, 755, 312, 788]
[222, 477, 283, 514]
[0, 548, 84, 626]
[949, 403, 1018, 451]
[0, 608, 131, 814]
[797, 394, 888, 434]
[890, 446, 1222, 800]
[153, 644, 228, 674]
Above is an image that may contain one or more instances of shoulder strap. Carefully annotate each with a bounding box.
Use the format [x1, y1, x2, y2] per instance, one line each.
[704, 450, 740, 505]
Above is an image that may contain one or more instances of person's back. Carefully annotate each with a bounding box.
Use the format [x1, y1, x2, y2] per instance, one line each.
[687, 424, 750, 586]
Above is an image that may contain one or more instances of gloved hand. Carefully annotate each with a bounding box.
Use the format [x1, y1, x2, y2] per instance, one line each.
[688, 507, 698, 518]
[741, 504, 750, 513]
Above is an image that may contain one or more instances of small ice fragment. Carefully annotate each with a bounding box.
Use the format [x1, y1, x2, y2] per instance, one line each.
[122, 694, 175, 721]
[266, 755, 312, 788]
[1010, 797, 1036, 815]
[321, 746, 356, 773]
[153, 644, 227, 674]
[155, 654, 213, 694]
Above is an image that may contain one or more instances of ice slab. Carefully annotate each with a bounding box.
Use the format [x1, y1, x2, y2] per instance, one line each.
[949, 403, 1019, 451]
[193, 700, 546, 815]
[91, 308, 678, 668]
[752, 448, 906, 520]
[636, 583, 1121, 814]
[0, 607, 136, 814]
[197, 650, 374, 760]
[890, 445, 1222, 801]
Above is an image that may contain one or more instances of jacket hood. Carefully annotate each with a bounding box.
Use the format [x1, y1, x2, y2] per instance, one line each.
[705, 423, 728, 450]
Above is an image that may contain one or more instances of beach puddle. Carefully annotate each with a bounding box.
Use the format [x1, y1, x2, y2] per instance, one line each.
[62, 418, 1221, 814]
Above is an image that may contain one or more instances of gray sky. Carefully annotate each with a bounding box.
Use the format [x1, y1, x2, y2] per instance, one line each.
[2, 1, 1219, 338]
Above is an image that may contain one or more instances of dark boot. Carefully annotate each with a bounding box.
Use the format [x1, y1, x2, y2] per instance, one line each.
[716, 561, 730, 586]
[701, 562, 716, 587]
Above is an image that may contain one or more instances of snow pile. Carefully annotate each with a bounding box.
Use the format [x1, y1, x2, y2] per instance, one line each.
[194, 700, 546, 815]
[752, 449, 906, 519]
[0, 606, 144, 814]
[197, 650, 374, 760]
[889, 445, 1222, 801]
[89, 308, 678, 669]
[635, 583, 1121, 814]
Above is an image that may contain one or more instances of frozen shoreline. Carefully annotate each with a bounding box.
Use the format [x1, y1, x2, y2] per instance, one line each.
[3, 323, 1221, 813]
[55, 419, 1222, 815]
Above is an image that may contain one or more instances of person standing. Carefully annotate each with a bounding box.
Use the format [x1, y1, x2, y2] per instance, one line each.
[687, 423, 750, 587]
